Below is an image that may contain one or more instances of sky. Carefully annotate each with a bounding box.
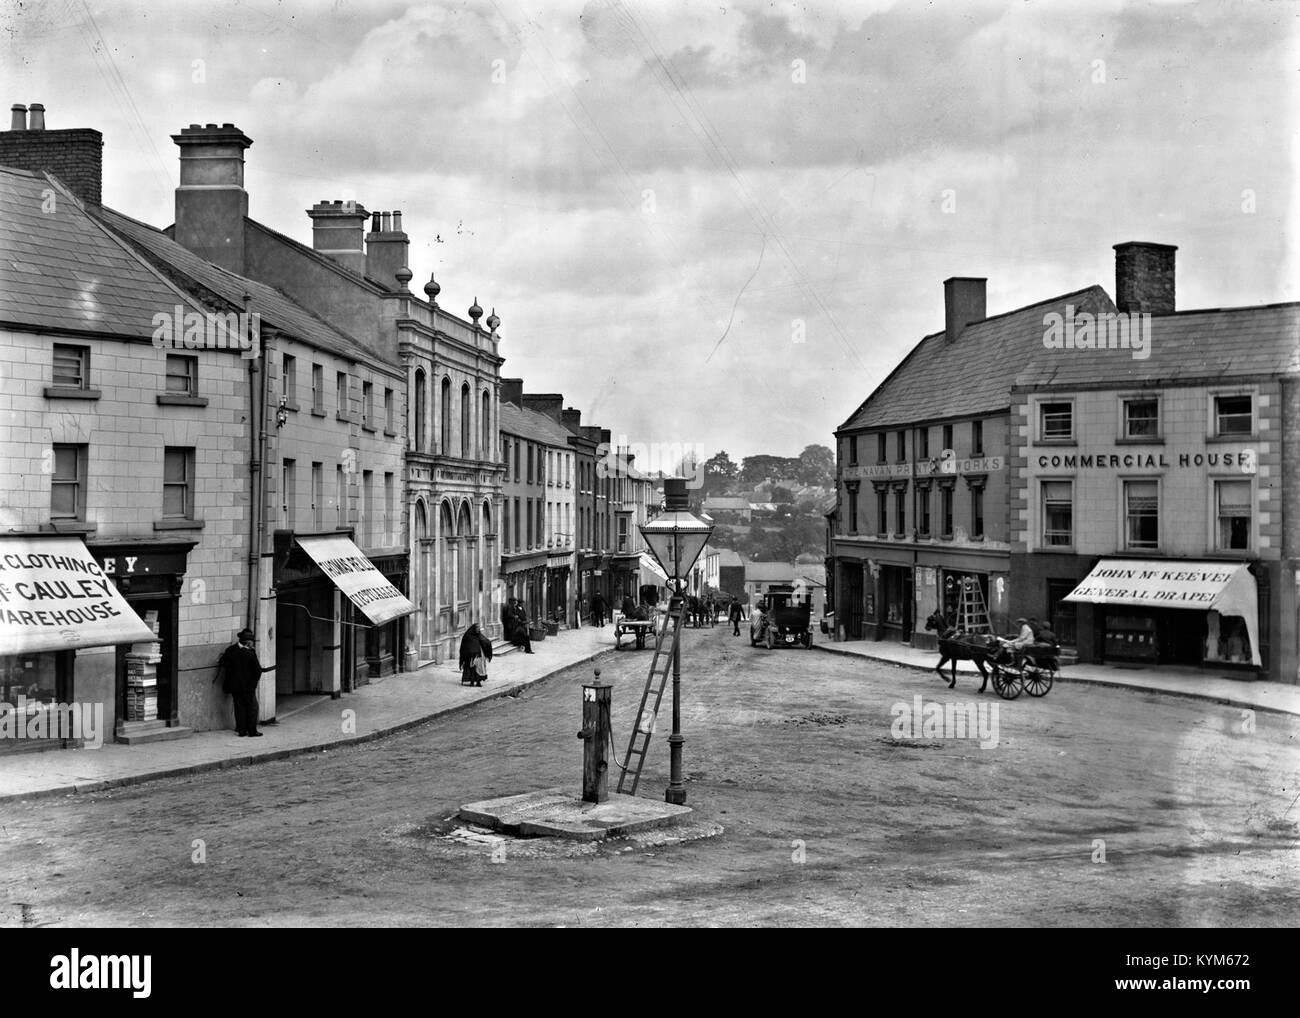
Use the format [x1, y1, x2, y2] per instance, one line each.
[1, 0, 1295, 464]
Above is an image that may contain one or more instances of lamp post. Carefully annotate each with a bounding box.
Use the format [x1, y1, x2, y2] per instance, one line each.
[638, 477, 714, 805]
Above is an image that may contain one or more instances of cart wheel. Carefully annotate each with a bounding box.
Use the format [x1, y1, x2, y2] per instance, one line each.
[991, 666, 1022, 700]
[1023, 664, 1056, 697]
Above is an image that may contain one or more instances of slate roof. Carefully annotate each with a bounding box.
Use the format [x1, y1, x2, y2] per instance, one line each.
[500, 400, 574, 447]
[714, 548, 744, 568]
[92, 206, 385, 368]
[839, 286, 1114, 431]
[0, 168, 201, 338]
[744, 560, 797, 583]
[1013, 302, 1300, 390]
[703, 497, 750, 510]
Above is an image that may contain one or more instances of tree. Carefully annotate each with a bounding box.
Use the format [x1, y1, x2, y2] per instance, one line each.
[738, 454, 800, 488]
[796, 444, 836, 487]
[770, 485, 795, 504]
[703, 450, 739, 480]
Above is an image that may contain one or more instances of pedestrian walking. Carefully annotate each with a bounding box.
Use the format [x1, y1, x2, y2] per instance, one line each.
[590, 592, 607, 628]
[459, 622, 493, 686]
[504, 598, 534, 653]
[575, 594, 584, 629]
[214, 627, 263, 737]
[728, 599, 743, 636]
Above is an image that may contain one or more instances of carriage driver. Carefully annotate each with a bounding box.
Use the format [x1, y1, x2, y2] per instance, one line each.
[1001, 617, 1036, 667]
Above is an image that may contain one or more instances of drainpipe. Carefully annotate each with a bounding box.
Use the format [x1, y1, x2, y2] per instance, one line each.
[246, 294, 263, 632]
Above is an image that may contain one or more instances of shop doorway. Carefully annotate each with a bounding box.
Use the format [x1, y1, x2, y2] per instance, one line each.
[115, 595, 175, 725]
[844, 567, 863, 639]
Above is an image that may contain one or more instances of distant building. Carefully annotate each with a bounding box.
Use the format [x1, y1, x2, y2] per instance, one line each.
[702, 496, 751, 522]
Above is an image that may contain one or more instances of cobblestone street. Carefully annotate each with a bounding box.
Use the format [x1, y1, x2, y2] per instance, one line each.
[3, 626, 1296, 927]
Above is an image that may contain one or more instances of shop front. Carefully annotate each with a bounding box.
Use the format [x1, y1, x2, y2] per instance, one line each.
[1065, 559, 1263, 671]
[0, 535, 160, 751]
[545, 553, 571, 626]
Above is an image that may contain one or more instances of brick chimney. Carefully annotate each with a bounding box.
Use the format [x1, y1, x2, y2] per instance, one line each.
[365, 210, 410, 291]
[1114, 242, 1176, 314]
[944, 277, 986, 343]
[0, 103, 103, 205]
[307, 199, 369, 275]
[561, 407, 582, 434]
[501, 377, 524, 407]
[522, 394, 564, 423]
[172, 123, 253, 274]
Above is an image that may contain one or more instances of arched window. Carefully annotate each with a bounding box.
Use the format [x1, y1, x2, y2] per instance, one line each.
[414, 369, 426, 452]
[440, 376, 451, 455]
[481, 390, 491, 460]
[461, 383, 471, 459]
[457, 500, 474, 607]
[439, 501, 454, 612]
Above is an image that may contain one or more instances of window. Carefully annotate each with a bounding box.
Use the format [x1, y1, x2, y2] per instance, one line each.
[282, 354, 296, 405]
[617, 516, 628, 552]
[164, 447, 195, 519]
[51, 444, 86, 519]
[336, 372, 349, 419]
[536, 498, 543, 546]
[917, 485, 931, 535]
[361, 381, 373, 429]
[566, 454, 571, 488]
[414, 371, 426, 449]
[502, 499, 511, 553]
[894, 487, 906, 535]
[312, 363, 324, 412]
[1040, 402, 1073, 441]
[384, 473, 394, 545]
[1124, 398, 1159, 439]
[385, 388, 395, 433]
[527, 445, 534, 484]
[877, 433, 887, 463]
[942, 424, 953, 452]
[461, 383, 471, 458]
[526, 500, 533, 549]
[281, 458, 296, 526]
[1042, 481, 1073, 547]
[53, 344, 88, 389]
[917, 429, 929, 459]
[514, 440, 521, 483]
[847, 488, 858, 534]
[312, 463, 324, 530]
[971, 486, 984, 538]
[877, 490, 888, 535]
[362, 471, 374, 546]
[940, 485, 953, 537]
[336, 466, 346, 527]
[1216, 480, 1251, 550]
[1125, 480, 1159, 550]
[849, 436, 858, 465]
[1215, 394, 1252, 436]
[166, 355, 197, 395]
[481, 390, 491, 458]
[896, 431, 906, 462]
[514, 496, 521, 550]
[971, 420, 983, 455]
[440, 377, 451, 453]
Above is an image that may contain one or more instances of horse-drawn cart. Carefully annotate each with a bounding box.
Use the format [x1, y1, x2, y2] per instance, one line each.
[924, 610, 1059, 699]
[614, 614, 657, 650]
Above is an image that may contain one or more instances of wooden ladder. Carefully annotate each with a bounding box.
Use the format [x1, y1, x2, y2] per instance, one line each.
[957, 577, 991, 634]
[616, 604, 685, 796]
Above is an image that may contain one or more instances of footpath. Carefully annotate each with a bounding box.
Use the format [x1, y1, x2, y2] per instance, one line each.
[814, 637, 1300, 718]
[0, 626, 613, 804]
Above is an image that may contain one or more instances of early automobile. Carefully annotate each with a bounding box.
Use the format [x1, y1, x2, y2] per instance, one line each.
[750, 583, 813, 649]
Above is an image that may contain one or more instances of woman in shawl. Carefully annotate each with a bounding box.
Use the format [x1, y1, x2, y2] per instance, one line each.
[459, 622, 493, 686]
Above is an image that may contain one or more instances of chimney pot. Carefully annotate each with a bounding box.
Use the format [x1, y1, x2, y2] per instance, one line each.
[27, 103, 45, 130]
[943, 276, 987, 343]
[10, 104, 26, 131]
[380, 212, 391, 233]
[392, 210, 403, 233]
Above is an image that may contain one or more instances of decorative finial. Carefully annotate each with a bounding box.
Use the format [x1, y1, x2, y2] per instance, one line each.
[395, 266, 413, 292]
[468, 297, 483, 324]
[486, 307, 500, 332]
[424, 272, 441, 304]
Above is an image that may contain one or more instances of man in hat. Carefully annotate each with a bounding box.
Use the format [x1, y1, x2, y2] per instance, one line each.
[1002, 617, 1036, 669]
[215, 628, 264, 737]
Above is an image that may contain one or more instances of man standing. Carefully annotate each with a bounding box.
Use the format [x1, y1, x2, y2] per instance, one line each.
[728, 599, 744, 636]
[215, 628, 263, 737]
[590, 591, 606, 628]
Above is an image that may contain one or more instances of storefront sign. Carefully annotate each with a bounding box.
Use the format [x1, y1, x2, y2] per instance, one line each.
[295, 535, 416, 626]
[0, 537, 158, 654]
[845, 455, 1005, 481]
[1035, 449, 1256, 474]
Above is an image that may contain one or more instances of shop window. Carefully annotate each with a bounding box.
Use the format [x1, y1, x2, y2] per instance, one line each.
[1124, 398, 1159, 439]
[165, 355, 197, 396]
[940, 484, 953, 537]
[971, 420, 983, 455]
[51, 444, 87, 520]
[1039, 401, 1073, 441]
[1042, 480, 1073, 547]
[1215, 394, 1253, 436]
[1124, 480, 1159, 550]
[1215, 480, 1252, 550]
[53, 344, 88, 389]
[163, 447, 195, 519]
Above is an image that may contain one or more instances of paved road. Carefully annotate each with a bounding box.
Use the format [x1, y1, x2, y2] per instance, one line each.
[3, 625, 1296, 927]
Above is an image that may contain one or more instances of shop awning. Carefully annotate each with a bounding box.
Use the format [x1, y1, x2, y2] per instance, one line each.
[1065, 559, 1260, 666]
[640, 553, 669, 584]
[0, 536, 159, 654]
[295, 535, 415, 626]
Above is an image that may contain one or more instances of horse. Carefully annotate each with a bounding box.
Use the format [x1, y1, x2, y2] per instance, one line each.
[923, 610, 997, 692]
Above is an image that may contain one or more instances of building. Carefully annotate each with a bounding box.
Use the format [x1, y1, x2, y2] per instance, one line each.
[702, 496, 751, 522]
[715, 547, 746, 601]
[0, 150, 249, 744]
[1009, 244, 1299, 683]
[518, 392, 577, 624]
[833, 273, 1114, 647]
